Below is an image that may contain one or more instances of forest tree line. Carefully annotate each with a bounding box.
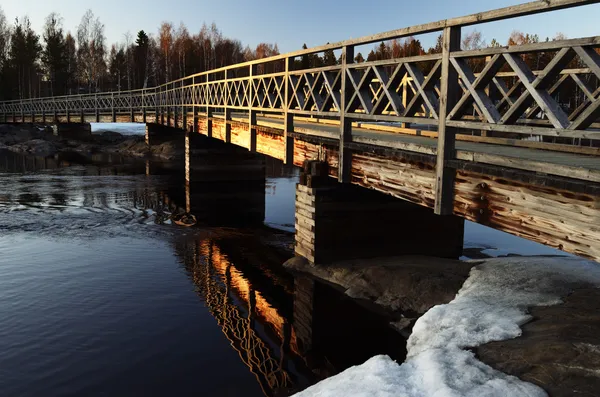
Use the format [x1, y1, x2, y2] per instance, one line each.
[0, 5, 589, 104]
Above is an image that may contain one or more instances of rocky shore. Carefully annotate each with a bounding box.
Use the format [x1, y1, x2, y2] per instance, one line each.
[0, 124, 184, 160]
[285, 255, 600, 397]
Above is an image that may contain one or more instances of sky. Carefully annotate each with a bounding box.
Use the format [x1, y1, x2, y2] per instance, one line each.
[1, 0, 599, 53]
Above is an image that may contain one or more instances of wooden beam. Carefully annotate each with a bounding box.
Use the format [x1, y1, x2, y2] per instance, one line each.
[339, 45, 355, 183]
[284, 57, 294, 164]
[435, 25, 461, 215]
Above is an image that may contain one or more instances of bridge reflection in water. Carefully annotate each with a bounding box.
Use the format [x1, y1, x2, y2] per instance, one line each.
[173, 232, 408, 396]
[175, 237, 309, 396]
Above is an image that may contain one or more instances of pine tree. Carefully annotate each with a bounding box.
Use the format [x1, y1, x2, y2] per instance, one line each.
[135, 30, 149, 88]
[8, 17, 42, 99]
[322, 46, 336, 66]
[42, 13, 68, 96]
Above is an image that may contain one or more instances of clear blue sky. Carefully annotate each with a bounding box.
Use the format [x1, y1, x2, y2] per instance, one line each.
[3, 0, 599, 52]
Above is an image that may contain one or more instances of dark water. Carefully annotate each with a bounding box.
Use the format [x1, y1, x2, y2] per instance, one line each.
[0, 149, 406, 397]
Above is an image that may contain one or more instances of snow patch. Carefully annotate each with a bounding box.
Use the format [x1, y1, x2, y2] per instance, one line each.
[294, 256, 600, 397]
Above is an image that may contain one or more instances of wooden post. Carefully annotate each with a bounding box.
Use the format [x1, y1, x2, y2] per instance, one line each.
[111, 92, 116, 123]
[95, 93, 100, 123]
[249, 64, 257, 152]
[155, 88, 160, 125]
[182, 81, 187, 131]
[167, 83, 172, 127]
[434, 26, 461, 215]
[206, 74, 213, 138]
[401, 75, 410, 129]
[224, 70, 232, 143]
[142, 89, 147, 124]
[338, 45, 354, 182]
[284, 57, 295, 164]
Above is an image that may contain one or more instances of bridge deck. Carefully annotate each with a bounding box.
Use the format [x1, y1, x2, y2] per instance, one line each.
[248, 116, 600, 183]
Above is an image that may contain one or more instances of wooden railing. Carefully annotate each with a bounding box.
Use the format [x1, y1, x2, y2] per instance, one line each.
[0, 0, 599, 213]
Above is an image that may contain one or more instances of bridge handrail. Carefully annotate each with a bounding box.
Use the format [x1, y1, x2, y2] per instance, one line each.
[1, 0, 599, 215]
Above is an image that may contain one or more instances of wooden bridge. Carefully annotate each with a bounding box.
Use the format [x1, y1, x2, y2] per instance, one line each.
[1, 0, 599, 261]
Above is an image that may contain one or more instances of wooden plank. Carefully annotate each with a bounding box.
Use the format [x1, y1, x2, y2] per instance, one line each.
[456, 150, 600, 183]
[435, 25, 461, 215]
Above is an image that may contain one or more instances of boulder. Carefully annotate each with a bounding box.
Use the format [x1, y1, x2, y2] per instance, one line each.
[8, 139, 59, 156]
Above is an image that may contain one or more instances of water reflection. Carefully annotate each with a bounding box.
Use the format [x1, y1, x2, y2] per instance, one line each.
[175, 233, 408, 396]
[0, 147, 407, 396]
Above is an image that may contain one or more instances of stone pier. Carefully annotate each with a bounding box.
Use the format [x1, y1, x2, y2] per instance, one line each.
[53, 123, 92, 141]
[185, 130, 266, 227]
[145, 123, 180, 146]
[295, 161, 464, 264]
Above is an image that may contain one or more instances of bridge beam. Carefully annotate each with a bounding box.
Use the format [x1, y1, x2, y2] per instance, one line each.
[295, 161, 464, 264]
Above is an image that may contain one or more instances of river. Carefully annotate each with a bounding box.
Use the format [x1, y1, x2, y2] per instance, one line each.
[0, 143, 409, 397]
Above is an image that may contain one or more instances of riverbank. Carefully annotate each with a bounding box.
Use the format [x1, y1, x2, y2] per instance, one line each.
[287, 255, 600, 397]
[0, 123, 183, 160]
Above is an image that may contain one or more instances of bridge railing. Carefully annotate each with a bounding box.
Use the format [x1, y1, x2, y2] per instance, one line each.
[0, 0, 599, 213]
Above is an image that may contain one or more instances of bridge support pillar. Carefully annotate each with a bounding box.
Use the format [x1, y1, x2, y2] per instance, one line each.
[53, 123, 92, 141]
[145, 123, 181, 146]
[295, 161, 464, 264]
[185, 131, 266, 226]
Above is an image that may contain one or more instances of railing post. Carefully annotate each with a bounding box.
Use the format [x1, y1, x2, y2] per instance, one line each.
[111, 92, 116, 123]
[249, 64, 257, 152]
[95, 93, 100, 122]
[174, 85, 179, 129]
[130, 91, 135, 122]
[338, 45, 354, 182]
[182, 81, 187, 131]
[142, 89, 147, 124]
[192, 77, 199, 133]
[80, 95, 84, 123]
[284, 57, 295, 165]
[66, 98, 70, 123]
[206, 74, 212, 138]
[434, 25, 461, 215]
[167, 83, 172, 127]
[224, 70, 232, 143]
[159, 87, 164, 125]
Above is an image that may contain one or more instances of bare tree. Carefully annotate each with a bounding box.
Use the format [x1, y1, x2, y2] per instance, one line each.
[77, 10, 106, 92]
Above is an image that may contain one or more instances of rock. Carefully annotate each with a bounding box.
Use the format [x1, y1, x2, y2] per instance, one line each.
[283, 255, 474, 315]
[477, 288, 600, 397]
[95, 130, 125, 144]
[111, 137, 151, 157]
[8, 139, 59, 156]
[150, 140, 185, 160]
[0, 124, 39, 145]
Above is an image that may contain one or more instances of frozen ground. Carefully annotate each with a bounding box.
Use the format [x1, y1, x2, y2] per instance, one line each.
[91, 123, 145, 136]
[294, 256, 600, 397]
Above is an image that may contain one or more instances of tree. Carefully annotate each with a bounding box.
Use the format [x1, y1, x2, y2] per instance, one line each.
[64, 33, 77, 94]
[158, 22, 173, 83]
[77, 10, 106, 92]
[323, 46, 336, 66]
[8, 17, 42, 99]
[42, 13, 68, 96]
[134, 30, 149, 88]
[0, 6, 11, 100]
[354, 52, 365, 63]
